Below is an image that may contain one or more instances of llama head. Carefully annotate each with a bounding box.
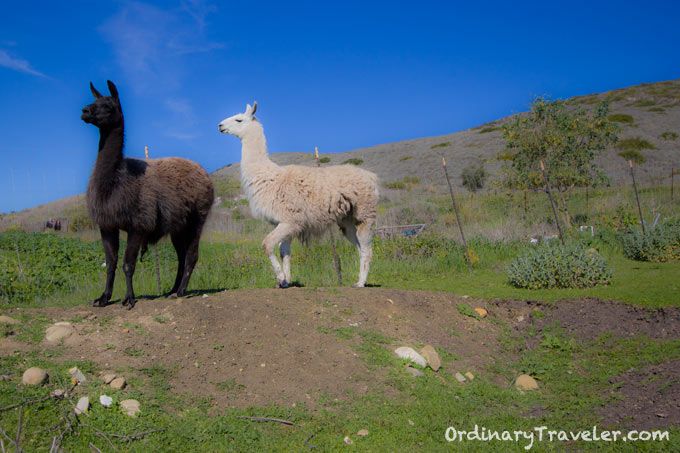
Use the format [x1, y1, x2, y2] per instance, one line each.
[218, 102, 258, 138]
[81, 80, 123, 129]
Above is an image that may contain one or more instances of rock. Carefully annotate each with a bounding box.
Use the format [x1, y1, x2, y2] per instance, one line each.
[517, 316, 525, 322]
[465, 372, 475, 381]
[343, 436, 353, 445]
[454, 372, 467, 383]
[75, 397, 89, 415]
[120, 399, 140, 417]
[515, 374, 539, 391]
[102, 374, 117, 384]
[45, 324, 73, 342]
[357, 429, 369, 436]
[394, 347, 427, 368]
[121, 328, 129, 333]
[202, 294, 209, 298]
[99, 395, 113, 407]
[420, 345, 441, 371]
[51, 389, 64, 397]
[110, 377, 126, 390]
[69, 367, 87, 383]
[408, 419, 415, 426]
[22, 367, 47, 385]
[406, 367, 424, 377]
[0, 315, 20, 325]
[474, 308, 488, 318]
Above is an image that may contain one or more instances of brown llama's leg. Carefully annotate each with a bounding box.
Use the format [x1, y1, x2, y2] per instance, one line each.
[121, 230, 145, 310]
[175, 225, 202, 297]
[93, 228, 119, 307]
[169, 232, 187, 296]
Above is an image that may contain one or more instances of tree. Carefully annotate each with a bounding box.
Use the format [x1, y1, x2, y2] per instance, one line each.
[501, 96, 619, 227]
[461, 163, 487, 193]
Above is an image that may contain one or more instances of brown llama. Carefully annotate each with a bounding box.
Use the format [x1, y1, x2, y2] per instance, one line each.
[81, 80, 214, 309]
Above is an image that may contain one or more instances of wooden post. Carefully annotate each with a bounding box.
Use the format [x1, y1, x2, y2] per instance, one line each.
[315, 146, 342, 286]
[146, 146, 163, 295]
[629, 160, 645, 235]
[442, 157, 472, 270]
[539, 160, 565, 246]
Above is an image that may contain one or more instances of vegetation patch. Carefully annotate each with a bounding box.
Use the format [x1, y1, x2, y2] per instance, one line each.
[647, 107, 665, 113]
[479, 126, 502, 134]
[660, 131, 678, 140]
[430, 142, 450, 149]
[617, 150, 647, 164]
[398, 155, 412, 162]
[607, 113, 634, 124]
[319, 156, 331, 164]
[507, 244, 612, 289]
[621, 218, 680, 262]
[341, 158, 363, 166]
[627, 99, 656, 107]
[616, 137, 657, 152]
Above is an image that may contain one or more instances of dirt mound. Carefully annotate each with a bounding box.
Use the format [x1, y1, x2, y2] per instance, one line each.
[3, 289, 505, 408]
[601, 359, 680, 430]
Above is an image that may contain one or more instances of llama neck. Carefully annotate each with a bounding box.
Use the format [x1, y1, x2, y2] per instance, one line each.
[93, 124, 125, 189]
[240, 123, 278, 178]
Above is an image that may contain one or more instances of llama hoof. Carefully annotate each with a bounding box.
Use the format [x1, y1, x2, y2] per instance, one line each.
[275, 281, 289, 289]
[122, 298, 136, 310]
[351, 283, 365, 288]
[92, 297, 109, 307]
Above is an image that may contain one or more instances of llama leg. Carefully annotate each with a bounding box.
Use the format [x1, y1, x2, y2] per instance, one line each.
[175, 227, 202, 297]
[121, 231, 144, 310]
[169, 233, 187, 296]
[353, 220, 374, 288]
[93, 229, 119, 307]
[279, 238, 292, 285]
[262, 223, 295, 288]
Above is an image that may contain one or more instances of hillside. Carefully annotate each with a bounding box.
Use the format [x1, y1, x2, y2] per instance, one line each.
[3, 78, 679, 232]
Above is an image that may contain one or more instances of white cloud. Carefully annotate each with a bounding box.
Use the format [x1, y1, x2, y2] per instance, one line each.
[99, 1, 223, 91]
[0, 49, 48, 78]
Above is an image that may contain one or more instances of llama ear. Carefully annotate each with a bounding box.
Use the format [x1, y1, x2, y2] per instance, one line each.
[107, 80, 119, 99]
[90, 82, 103, 99]
[251, 101, 257, 115]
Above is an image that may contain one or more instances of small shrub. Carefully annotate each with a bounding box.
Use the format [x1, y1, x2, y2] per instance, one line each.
[430, 142, 450, 149]
[607, 113, 634, 124]
[342, 158, 363, 166]
[621, 218, 680, 262]
[383, 181, 406, 190]
[647, 107, 665, 113]
[507, 244, 612, 289]
[616, 137, 657, 152]
[617, 150, 647, 164]
[660, 131, 678, 141]
[399, 155, 412, 162]
[496, 150, 516, 161]
[461, 163, 487, 193]
[319, 156, 331, 164]
[627, 99, 656, 107]
[456, 303, 480, 320]
[403, 176, 419, 185]
[479, 126, 502, 134]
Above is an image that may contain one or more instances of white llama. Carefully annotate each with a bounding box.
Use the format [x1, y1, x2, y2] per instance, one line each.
[218, 102, 378, 288]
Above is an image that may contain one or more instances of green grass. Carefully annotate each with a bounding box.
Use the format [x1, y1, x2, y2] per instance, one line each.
[341, 158, 363, 166]
[607, 113, 635, 124]
[618, 149, 647, 164]
[479, 126, 502, 134]
[660, 131, 678, 141]
[430, 142, 450, 149]
[616, 137, 657, 152]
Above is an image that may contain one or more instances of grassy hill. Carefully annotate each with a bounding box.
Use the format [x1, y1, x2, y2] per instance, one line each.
[3, 78, 679, 233]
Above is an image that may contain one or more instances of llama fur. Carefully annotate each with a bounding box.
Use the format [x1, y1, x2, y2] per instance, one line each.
[219, 102, 378, 287]
[82, 80, 214, 309]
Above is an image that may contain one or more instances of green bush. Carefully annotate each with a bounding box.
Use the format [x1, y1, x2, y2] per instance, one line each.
[616, 137, 657, 152]
[507, 244, 612, 289]
[403, 176, 419, 185]
[660, 131, 678, 141]
[617, 149, 647, 164]
[398, 156, 412, 162]
[383, 181, 405, 190]
[621, 218, 680, 262]
[430, 142, 450, 149]
[479, 126, 502, 134]
[342, 158, 363, 166]
[607, 113, 634, 124]
[319, 156, 331, 164]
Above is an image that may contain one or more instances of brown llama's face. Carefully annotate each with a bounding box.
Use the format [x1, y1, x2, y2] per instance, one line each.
[81, 96, 122, 128]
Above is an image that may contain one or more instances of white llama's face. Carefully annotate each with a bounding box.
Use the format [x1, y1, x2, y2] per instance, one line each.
[218, 103, 257, 138]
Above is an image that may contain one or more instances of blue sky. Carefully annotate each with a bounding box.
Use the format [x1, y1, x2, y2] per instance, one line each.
[1, 0, 679, 213]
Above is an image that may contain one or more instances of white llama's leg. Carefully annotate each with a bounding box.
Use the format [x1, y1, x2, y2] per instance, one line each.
[262, 223, 295, 288]
[353, 220, 374, 287]
[280, 238, 292, 284]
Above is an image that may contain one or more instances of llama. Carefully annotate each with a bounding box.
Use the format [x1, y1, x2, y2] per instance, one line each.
[81, 81, 214, 309]
[218, 102, 378, 288]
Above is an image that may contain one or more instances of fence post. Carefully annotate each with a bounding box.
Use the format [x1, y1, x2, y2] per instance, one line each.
[146, 146, 163, 296]
[539, 160, 565, 246]
[629, 160, 645, 236]
[442, 157, 472, 270]
[315, 146, 342, 286]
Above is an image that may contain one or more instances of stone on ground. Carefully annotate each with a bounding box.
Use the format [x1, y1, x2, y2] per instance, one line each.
[454, 372, 467, 383]
[515, 374, 539, 391]
[0, 315, 20, 325]
[357, 429, 369, 436]
[406, 367, 424, 377]
[75, 397, 89, 415]
[465, 371, 475, 381]
[22, 367, 47, 385]
[420, 345, 441, 371]
[474, 308, 488, 318]
[110, 377, 126, 390]
[394, 347, 427, 368]
[102, 373, 117, 384]
[120, 399, 140, 417]
[45, 323, 74, 342]
[69, 367, 87, 383]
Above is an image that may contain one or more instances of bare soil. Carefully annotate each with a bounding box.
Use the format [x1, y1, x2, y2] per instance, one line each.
[1, 290, 679, 429]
